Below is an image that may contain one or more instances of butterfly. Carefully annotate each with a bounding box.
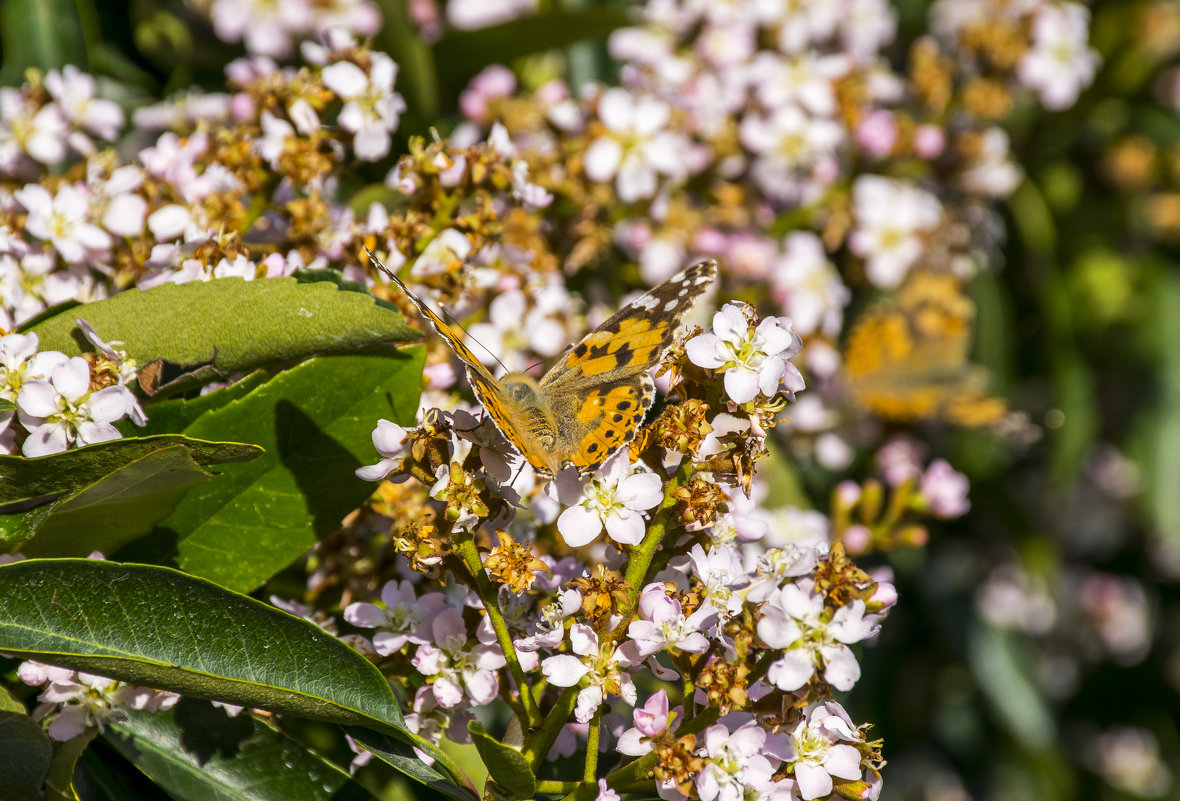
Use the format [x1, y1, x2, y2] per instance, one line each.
[370, 252, 717, 477]
[843, 271, 1007, 426]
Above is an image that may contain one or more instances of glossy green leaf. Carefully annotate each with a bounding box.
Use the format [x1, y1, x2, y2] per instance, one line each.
[0, 0, 86, 85]
[467, 721, 536, 800]
[28, 276, 419, 396]
[10, 446, 213, 558]
[0, 560, 406, 730]
[343, 727, 477, 801]
[0, 699, 52, 801]
[103, 701, 371, 801]
[156, 349, 423, 592]
[0, 436, 261, 506]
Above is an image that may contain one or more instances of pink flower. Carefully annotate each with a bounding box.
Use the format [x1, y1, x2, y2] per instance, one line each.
[460, 65, 517, 122]
[344, 580, 449, 654]
[919, 458, 970, 518]
[616, 690, 671, 756]
[411, 608, 505, 708]
[627, 583, 716, 658]
[855, 109, 898, 158]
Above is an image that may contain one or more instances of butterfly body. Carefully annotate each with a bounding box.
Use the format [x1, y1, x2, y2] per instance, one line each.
[373, 255, 717, 477]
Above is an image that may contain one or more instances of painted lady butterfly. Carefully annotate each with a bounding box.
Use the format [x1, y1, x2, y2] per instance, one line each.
[370, 253, 717, 477]
[844, 271, 1007, 426]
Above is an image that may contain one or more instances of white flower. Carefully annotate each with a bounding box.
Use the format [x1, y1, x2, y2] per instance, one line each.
[584, 88, 689, 203]
[411, 228, 471, 278]
[695, 721, 780, 801]
[1018, 3, 1100, 112]
[15, 183, 112, 264]
[77, 319, 146, 426]
[44, 66, 124, 141]
[540, 622, 638, 723]
[626, 582, 715, 658]
[556, 453, 663, 547]
[782, 702, 864, 800]
[210, 0, 312, 57]
[91, 164, 148, 237]
[756, 581, 878, 692]
[0, 331, 40, 402]
[751, 52, 849, 116]
[256, 111, 295, 168]
[322, 53, 406, 161]
[19, 662, 178, 742]
[685, 302, 805, 404]
[0, 89, 68, 166]
[771, 232, 850, 337]
[849, 175, 942, 288]
[447, 0, 538, 30]
[355, 419, 410, 481]
[687, 544, 747, 620]
[16, 356, 126, 456]
[739, 106, 844, 203]
[959, 128, 1023, 198]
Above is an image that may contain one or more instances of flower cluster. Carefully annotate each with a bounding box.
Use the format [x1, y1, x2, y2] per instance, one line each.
[17, 661, 180, 741]
[337, 289, 907, 799]
[0, 322, 145, 456]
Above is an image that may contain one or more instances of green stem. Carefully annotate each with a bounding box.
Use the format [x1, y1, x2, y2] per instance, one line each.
[606, 460, 696, 642]
[522, 685, 579, 768]
[558, 753, 660, 801]
[457, 536, 542, 728]
[536, 780, 581, 795]
[583, 711, 601, 783]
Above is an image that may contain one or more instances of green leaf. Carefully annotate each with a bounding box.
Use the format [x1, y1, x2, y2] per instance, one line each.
[45, 729, 97, 801]
[432, 9, 631, 89]
[0, 398, 13, 412]
[343, 728, 476, 801]
[467, 721, 536, 800]
[0, 435, 261, 506]
[158, 349, 424, 593]
[103, 701, 370, 801]
[73, 741, 172, 801]
[0, 560, 407, 728]
[7, 446, 213, 558]
[0, 0, 86, 85]
[28, 277, 419, 396]
[129, 374, 268, 436]
[0, 702, 52, 801]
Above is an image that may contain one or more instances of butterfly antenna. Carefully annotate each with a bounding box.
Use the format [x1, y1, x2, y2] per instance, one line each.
[363, 246, 516, 375]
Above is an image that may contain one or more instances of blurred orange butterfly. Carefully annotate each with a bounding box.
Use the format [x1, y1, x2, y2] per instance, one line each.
[843, 272, 1007, 426]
